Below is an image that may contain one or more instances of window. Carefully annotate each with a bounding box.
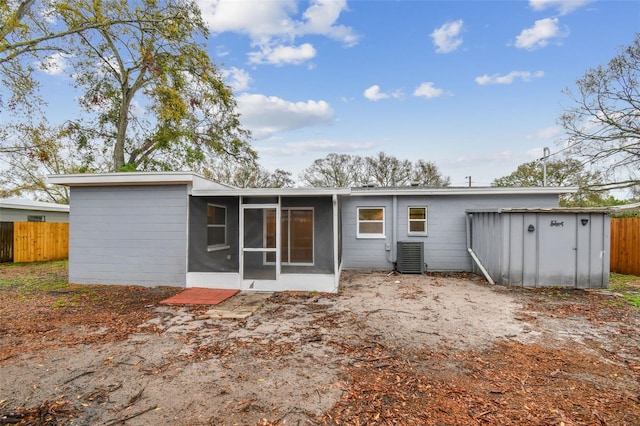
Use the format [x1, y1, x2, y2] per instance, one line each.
[27, 215, 45, 222]
[266, 208, 314, 264]
[357, 207, 385, 238]
[207, 204, 228, 250]
[408, 207, 428, 235]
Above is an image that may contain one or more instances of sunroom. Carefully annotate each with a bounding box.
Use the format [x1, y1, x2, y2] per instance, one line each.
[187, 187, 348, 293]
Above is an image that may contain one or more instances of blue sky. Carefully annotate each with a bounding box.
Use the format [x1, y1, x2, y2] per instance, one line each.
[198, 0, 639, 186]
[29, 0, 640, 186]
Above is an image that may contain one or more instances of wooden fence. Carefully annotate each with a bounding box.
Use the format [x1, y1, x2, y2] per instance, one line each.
[610, 218, 640, 276]
[0, 222, 69, 263]
[0, 222, 13, 262]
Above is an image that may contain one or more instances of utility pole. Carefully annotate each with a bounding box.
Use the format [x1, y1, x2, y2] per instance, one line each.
[465, 176, 471, 187]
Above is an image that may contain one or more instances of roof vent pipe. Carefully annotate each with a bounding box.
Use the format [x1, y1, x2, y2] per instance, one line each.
[543, 147, 550, 187]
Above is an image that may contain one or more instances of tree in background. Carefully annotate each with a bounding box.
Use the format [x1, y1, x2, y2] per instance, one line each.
[205, 160, 294, 189]
[299, 152, 450, 188]
[0, 122, 102, 202]
[1, 0, 254, 177]
[299, 153, 368, 187]
[411, 159, 451, 187]
[365, 152, 413, 187]
[559, 34, 639, 194]
[492, 157, 614, 206]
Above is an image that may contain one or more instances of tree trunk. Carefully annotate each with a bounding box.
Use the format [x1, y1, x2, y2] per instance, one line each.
[113, 89, 131, 171]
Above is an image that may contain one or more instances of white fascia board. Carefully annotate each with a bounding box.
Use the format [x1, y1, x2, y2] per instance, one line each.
[192, 187, 351, 197]
[0, 198, 69, 212]
[46, 172, 232, 193]
[350, 186, 579, 196]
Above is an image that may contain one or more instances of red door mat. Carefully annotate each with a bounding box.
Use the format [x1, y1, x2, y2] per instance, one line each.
[160, 288, 240, 305]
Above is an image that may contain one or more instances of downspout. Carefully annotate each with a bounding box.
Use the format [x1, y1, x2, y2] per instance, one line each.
[332, 193, 340, 292]
[466, 213, 495, 284]
[392, 195, 398, 266]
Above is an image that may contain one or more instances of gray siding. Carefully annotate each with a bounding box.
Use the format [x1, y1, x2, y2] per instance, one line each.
[188, 196, 335, 274]
[342, 193, 560, 271]
[0, 208, 69, 223]
[69, 185, 188, 287]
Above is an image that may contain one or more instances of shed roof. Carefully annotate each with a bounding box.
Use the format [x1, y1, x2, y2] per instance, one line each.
[466, 207, 614, 214]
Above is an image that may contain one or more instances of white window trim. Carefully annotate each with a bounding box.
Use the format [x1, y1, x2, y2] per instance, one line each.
[408, 206, 428, 236]
[357, 207, 386, 239]
[207, 203, 230, 252]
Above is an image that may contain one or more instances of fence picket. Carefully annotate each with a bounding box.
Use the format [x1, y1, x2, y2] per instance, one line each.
[12, 222, 69, 263]
[610, 218, 640, 276]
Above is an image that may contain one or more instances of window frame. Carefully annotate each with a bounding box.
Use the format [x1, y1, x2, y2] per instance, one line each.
[408, 206, 428, 236]
[265, 207, 315, 266]
[206, 203, 230, 252]
[356, 207, 386, 239]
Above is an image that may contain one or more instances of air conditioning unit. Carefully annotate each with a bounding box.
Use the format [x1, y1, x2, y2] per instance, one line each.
[396, 241, 425, 274]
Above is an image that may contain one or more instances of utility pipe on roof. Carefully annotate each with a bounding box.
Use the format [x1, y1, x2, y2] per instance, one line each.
[465, 213, 495, 285]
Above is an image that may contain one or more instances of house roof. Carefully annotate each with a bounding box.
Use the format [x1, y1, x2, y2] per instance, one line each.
[350, 185, 578, 196]
[47, 172, 578, 198]
[47, 172, 234, 193]
[0, 198, 69, 212]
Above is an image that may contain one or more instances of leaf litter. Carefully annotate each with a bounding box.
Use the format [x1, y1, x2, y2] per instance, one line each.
[0, 263, 639, 425]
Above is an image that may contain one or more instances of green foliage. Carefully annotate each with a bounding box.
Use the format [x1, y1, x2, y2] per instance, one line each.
[1, 0, 255, 195]
[300, 152, 451, 188]
[609, 273, 640, 309]
[492, 157, 616, 206]
[0, 260, 69, 291]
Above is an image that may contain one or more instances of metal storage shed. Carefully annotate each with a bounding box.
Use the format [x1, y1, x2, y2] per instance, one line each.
[466, 208, 610, 288]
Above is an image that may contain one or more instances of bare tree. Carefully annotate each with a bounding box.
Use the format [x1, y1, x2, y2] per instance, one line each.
[299, 153, 367, 187]
[559, 34, 640, 192]
[300, 152, 450, 188]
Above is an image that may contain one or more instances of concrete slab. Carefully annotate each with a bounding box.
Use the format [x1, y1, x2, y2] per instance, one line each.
[204, 291, 273, 319]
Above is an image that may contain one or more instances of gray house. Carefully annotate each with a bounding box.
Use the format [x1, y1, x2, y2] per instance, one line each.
[48, 172, 608, 292]
[0, 198, 69, 222]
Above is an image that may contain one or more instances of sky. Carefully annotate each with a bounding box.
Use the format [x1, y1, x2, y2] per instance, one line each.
[26, 0, 640, 187]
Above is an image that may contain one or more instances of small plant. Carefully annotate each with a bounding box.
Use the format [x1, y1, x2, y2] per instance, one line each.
[609, 272, 640, 309]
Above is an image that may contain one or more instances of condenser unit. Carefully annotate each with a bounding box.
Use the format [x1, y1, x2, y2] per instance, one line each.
[396, 241, 425, 274]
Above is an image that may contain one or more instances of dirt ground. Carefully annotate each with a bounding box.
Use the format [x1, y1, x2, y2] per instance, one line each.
[1, 264, 639, 425]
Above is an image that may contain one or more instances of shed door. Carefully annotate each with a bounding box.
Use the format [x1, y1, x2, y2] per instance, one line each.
[537, 215, 576, 287]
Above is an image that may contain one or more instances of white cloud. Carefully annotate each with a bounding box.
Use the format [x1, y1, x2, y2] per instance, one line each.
[38, 52, 71, 76]
[299, 0, 359, 47]
[258, 140, 375, 156]
[431, 20, 464, 54]
[363, 85, 403, 101]
[237, 93, 334, 139]
[198, 0, 357, 66]
[413, 82, 444, 99]
[475, 70, 545, 85]
[529, 126, 562, 139]
[515, 17, 567, 50]
[199, 0, 297, 36]
[248, 43, 317, 65]
[529, 0, 593, 15]
[222, 67, 251, 92]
